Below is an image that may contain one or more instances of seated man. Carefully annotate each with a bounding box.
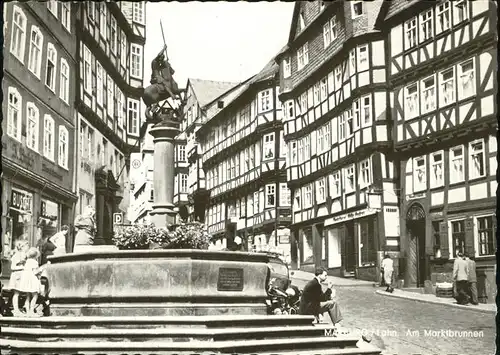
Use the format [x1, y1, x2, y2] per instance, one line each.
[299, 267, 343, 326]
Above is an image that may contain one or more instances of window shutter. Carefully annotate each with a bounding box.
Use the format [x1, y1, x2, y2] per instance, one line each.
[439, 222, 449, 259]
[464, 217, 475, 256]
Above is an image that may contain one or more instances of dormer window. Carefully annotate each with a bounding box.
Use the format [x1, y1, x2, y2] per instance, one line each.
[352, 1, 364, 18]
[299, 13, 305, 31]
[283, 57, 291, 78]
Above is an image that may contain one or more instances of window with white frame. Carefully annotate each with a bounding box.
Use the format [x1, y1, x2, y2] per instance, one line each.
[178, 145, 186, 162]
[477, 216, 496, 256]
[323, 16, 338, 48]
[297, 43, 309, 71]
[334, 66, 342, 89]
[128, 99, 139, 135]
[419, 10, 433, 43]
[259, 90, 271, 112]
[458, 59, 475, 100]
[449, 145, 464, 184]
[294, 189, 301, 211]
[357, 45, 369, 71]
[329, 171, 341, 198]
[99, 3, 107, 38]
[359, 158, 371, 188]
[61, 2, 71, 31]
[313, 83, 320, 106]
[131, 44, 143, 78]
[362, 95, 372, 127]
[45, 43, 57, 91]
[430, 151, 444, 188]
[83, 45, 92, 92]
[451, 220, 465, 257]
[263, 133, 275, 159]
[266, 185, 276, 207]
[47, 1, 58, 17]
[7, 87, 22, 141]
[300, 92, 308, 115]
[323, 123, 331, 152]
[110, 16, 117, 53]
[436, 1, 451, 34]
[439, 68, 455, 107]
[107, 75, 114, 117]
[345, 108, 354, 136]
[304, 135, 310, 161]
[290, 141, 297, 165]
[349, 50, 356, 75]
[469, 139, 485, 179]
[254, 191, 260, 213]
[11, 6, 27, 62]
[453, 0, 469, 24]
[116, 89, 124, 127]
[352, 1, 363, 17]
[59, 59, 69, 103]
[28, 26, 43, 77]
[87, 128, 94, 159]
[58, 125, 69, 169]
[339, 114, 346, 141]
[421, 75, 436, 114]
[43, 115, 55, 161]
[353, 100, 360, 131]
[405, 83, 419, 119]
[413, 156, 426, 192]
[280, 183, 291, 206]
[320, 78, 327, 102]
[247, 194, 254, 216]
[79, 124, 85, 157]
[96, 63, 104, 105]
[120, 31, 127, 68]
[344, 165, 355, 193]
[297, 139, 304, 164]
[285, 100, 294, 121]
[133, 2, 145, 24]
[316, 178, 326, 203]
[87, 2, 96, 22]
[26, 103, 39, 151]
[405, 17, 417, 49]
[180, 174, 188, 193]
[317, 126, 324, 154]
[304, 184, 313, 208]
[283, 57, 291, 78]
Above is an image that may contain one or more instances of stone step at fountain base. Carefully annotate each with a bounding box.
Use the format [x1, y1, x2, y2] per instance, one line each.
[0, 315, 380, 355]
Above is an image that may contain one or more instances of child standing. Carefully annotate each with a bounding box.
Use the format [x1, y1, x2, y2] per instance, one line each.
[18, 248, 42, 317]
[8, 238, 28, 316]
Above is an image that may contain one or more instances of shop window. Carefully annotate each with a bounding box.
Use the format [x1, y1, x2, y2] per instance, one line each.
[477, 216, 495, 256]
[432, 221, 442, 258]
[10, 188, 34, 248]
[450, 220, 465, 257]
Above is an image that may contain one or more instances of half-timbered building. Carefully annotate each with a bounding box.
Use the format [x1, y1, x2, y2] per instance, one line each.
[179, 79, 239, 223]
[379, 0, 497, 302]
[74, 2, 146, 244]
[2, 1, 78, 280]
[277, 0, 397, 280]
[198, 58, 292, 257]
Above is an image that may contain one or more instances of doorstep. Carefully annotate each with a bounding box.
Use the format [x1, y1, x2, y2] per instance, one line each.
[375, 289, 496, 314]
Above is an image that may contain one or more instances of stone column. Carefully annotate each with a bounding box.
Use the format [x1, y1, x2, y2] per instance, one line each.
[149, 112, 180, 228]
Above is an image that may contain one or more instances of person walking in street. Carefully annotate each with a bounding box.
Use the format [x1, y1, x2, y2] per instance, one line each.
[8, 237, 29, 316]
[49, 225, 69, 256]
[452, 251, 470, 305]
[73, 206, 96, 253]
[465, 253, 478, 305]
[381, 254, 394, 293]
[299, 267, 343, 326]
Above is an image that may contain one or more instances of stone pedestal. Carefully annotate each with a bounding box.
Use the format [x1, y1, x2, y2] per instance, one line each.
[149, 114, 180, 228]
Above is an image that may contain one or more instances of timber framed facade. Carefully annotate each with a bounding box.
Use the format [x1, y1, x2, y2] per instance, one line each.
[277, 0, 396, 280]
[379, 0, 497, 302]
[198, 60, 292, 258]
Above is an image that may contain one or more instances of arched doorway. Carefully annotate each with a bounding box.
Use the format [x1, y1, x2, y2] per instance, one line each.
[406, 203, 426, 287]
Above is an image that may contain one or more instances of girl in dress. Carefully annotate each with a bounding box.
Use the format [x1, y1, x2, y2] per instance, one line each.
[18, 247, 42, 317]
[8, 238, 29, 316]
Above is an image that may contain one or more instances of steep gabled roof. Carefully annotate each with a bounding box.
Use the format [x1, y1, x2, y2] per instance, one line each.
[187, 79, 240, 108]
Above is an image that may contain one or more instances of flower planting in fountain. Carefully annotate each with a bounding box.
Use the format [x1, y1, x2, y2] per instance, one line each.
[112, 222, 212, 250]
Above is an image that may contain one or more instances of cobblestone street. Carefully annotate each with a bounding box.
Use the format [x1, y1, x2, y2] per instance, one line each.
[292, 277, 495, 355]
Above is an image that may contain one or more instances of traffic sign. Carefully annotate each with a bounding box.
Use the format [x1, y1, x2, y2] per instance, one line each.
[113, 213, 123, 225]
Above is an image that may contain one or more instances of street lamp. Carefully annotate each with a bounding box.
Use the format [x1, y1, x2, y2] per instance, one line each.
[366, 186, 382, 212]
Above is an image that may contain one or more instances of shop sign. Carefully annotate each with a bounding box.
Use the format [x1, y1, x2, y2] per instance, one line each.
[324, 208, 377, 227]
[11, 188, 33, 214]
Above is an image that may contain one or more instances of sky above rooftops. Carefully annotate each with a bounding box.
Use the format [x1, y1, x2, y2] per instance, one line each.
[144, 1, 294, 89]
